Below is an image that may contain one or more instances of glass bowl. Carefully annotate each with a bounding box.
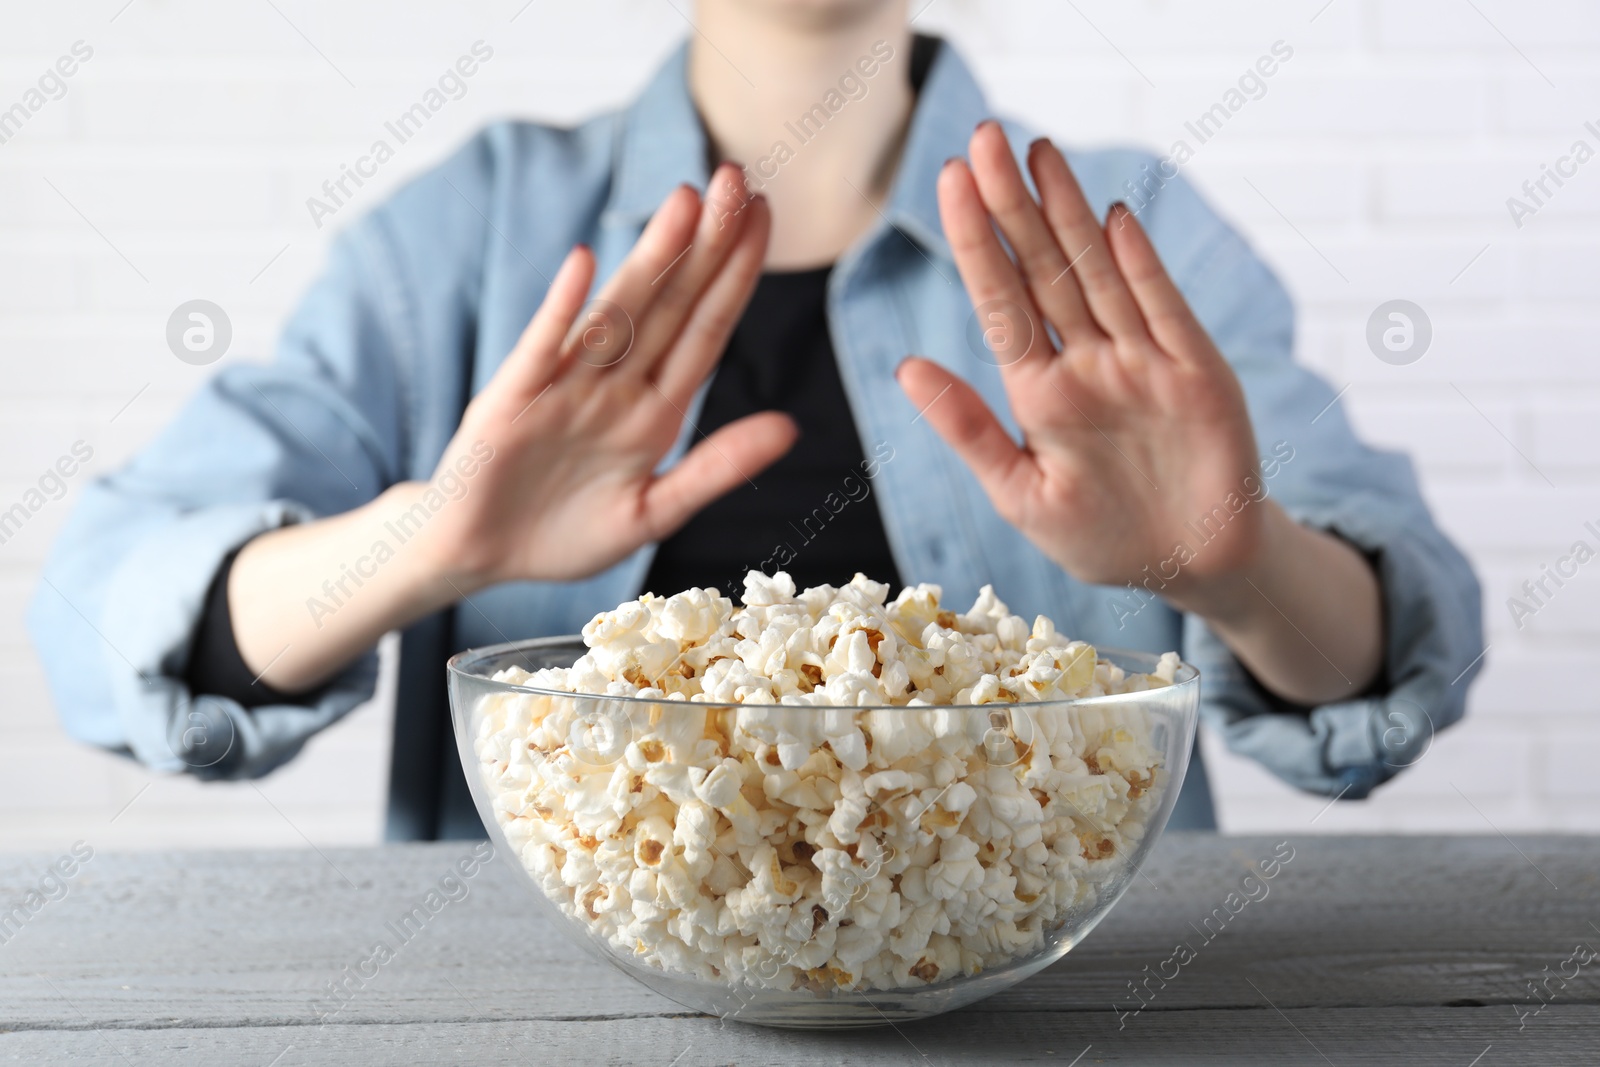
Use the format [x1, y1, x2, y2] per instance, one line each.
[449, 636, 1199, 1029]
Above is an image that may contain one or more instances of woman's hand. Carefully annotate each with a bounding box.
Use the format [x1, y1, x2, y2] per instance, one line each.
[898, 124, 1262, 601]
[899, 123, 1383, 704]
[232, 166, 795, 691]
[419, 164, 796, 593]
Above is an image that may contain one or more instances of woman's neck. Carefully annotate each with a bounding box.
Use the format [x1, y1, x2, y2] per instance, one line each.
[689, 1, 915, 269]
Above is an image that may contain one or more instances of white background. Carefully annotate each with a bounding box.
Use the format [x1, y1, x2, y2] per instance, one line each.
[1, 0, 1595, 850]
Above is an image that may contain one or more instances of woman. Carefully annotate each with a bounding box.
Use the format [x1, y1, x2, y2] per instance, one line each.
[30, 0, 1483, 837]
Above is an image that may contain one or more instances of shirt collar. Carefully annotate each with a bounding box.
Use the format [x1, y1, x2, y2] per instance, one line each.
[604, 35, 992, 263]
[878, 35, 991, 262]
[603, 45, 711, 229]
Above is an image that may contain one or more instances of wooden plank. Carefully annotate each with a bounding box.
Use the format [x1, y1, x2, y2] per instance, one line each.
[2, 835, 1597, 1035]
[4, 1007, 1599, 1066]
[1005, 833, 1600, 1015]
[0, 844, 660, 1030]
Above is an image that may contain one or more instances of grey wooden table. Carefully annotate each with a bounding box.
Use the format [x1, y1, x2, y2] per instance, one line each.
[2, 834, 1596, 1065]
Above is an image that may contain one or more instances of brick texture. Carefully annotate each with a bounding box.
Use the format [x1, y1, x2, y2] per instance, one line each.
[1, 0, 1594, 847]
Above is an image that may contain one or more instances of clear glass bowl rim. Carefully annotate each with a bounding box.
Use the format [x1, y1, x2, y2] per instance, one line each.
[447, 635, 1200, 712]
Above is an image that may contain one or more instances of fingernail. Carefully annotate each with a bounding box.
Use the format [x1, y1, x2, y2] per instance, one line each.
[942, 156, 964, 170]
[1028, 136, 1052, 154]
[574, 242, 591, 254]
[975, 118, 998, 133]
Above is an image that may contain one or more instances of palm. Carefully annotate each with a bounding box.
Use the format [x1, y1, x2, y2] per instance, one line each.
[899, 125, 1262, 594]
[420, 171, 795, 589]
[457, 390, 670, 577]
[1008, 331, 1257, 584]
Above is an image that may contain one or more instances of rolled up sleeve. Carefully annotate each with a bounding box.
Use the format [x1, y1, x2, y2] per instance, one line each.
[1148, 171, 1485, 798]
[1181, 498, 1483, 798]
[28, 212, 414, 779]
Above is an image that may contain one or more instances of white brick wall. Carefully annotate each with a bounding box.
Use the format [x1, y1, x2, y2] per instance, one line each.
[1, 0, 1595, 849]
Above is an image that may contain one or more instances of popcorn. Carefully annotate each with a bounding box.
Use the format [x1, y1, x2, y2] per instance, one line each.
[475, 572, 1176, 996]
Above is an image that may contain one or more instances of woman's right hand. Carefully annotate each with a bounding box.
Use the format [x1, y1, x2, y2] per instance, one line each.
[231, 166, 794, 691]
[416, 164, 795, 594]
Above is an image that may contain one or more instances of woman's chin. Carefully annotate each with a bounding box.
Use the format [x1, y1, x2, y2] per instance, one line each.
[723, 0, 902, 33]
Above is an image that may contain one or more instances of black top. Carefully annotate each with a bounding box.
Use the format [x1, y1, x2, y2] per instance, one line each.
[185, 543, 301, 715]
[185, 267, 903, 709]
[642, 265, 903, 599]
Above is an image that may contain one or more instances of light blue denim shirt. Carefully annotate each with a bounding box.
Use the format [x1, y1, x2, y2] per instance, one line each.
[29, 38, 1483, 835]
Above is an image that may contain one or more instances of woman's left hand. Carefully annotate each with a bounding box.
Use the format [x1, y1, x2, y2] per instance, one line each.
[902, 122, 1386, 707]
[897, 122, 1264, 608]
